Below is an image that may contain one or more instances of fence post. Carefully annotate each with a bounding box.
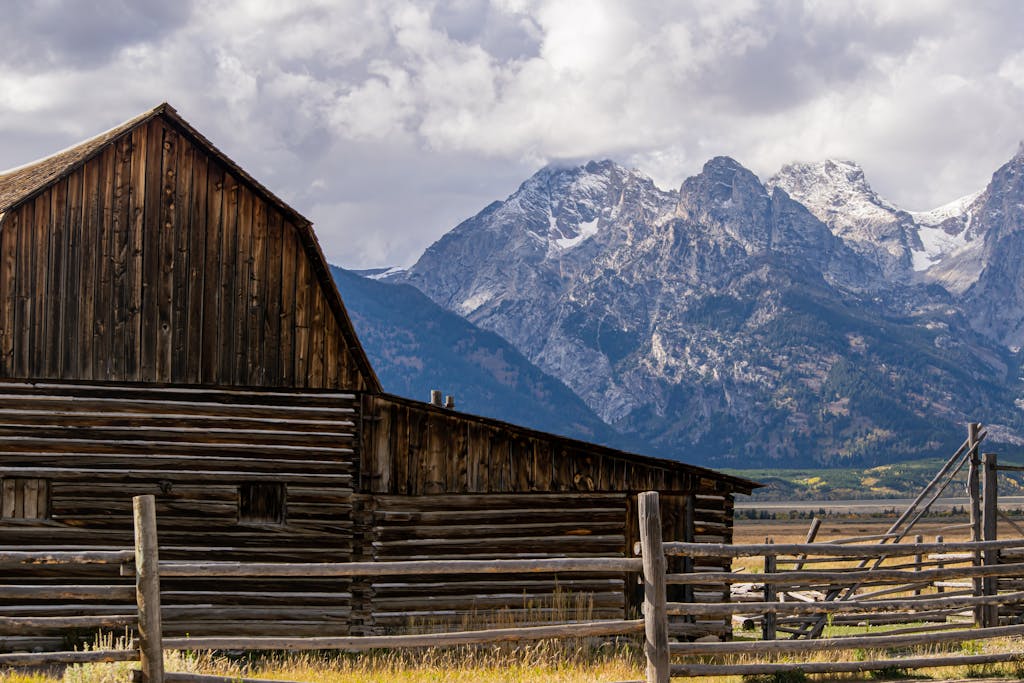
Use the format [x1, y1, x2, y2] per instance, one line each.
[935, 535, 944, 594]
[982, 452, 999, 628]
[133, 495, 164, 683]
[968, 423, 982, 627]
[914, 535, 923, 596]
[639, 491, 669, 683]
[762, 541, 777, 641]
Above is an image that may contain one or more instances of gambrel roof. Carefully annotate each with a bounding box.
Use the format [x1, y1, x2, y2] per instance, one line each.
[0, 103, 380, 392]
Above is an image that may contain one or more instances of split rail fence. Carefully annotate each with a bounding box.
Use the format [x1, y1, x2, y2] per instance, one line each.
[5, 492, 1024, 683]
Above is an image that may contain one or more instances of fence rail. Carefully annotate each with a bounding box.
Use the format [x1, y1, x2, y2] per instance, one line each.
[5, 492, 1024, 683]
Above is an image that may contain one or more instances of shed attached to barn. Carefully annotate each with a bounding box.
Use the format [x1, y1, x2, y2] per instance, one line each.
[0, 104, 758, 652]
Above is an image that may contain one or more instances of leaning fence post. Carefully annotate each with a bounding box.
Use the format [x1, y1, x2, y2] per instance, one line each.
[133, 494, 164, 683]
[982, 452, 999, 627]
[639, 491, 669, 683]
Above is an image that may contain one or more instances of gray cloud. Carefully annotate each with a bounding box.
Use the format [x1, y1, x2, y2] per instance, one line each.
[0, 0, 1022, 267]
[0, 0, 192, 70]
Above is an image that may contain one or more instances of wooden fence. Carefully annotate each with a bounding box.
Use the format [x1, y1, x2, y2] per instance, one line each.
[6, 492, 1024, 683]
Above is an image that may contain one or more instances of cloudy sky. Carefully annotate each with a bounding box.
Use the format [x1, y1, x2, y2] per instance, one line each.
[1, 0, 1023, 268]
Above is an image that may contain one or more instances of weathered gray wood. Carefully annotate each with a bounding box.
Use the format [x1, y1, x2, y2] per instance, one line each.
[670, 622, 1024, 656]
[0, 584, 135, 600]
[134, 495, 164, 683]
[155, 556, 642, 577]
[968, 423, 983, 625]
[762, 547, 776, 640]
[671, 652, 1024, 677]
[982, 451, 999, 627]
[663, 538, 1024, 558]
[638, 491, 668, 683]
[667, 560, 1024, 585]
[0, 614, 135, 629]
[0, 649, 139, 667]
[667, 589, 1024, 616]
[0, 550, 133, 564]
[162, 618, 643, 651]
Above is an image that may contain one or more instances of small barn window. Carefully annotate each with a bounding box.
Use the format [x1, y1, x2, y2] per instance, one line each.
[1, 478, 50, 520]
[238, 483, 286, 525]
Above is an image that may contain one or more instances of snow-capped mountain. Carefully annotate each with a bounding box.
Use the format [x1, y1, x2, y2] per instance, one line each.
[387, 154, 1024, 467]
[767, 160, 920, 281]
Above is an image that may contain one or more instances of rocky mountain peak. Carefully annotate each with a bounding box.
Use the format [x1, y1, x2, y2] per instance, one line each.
[768, 158, 919, 280]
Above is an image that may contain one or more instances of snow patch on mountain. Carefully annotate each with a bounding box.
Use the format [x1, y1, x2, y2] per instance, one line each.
[552, 218, 600, 251]
[912, 225, 972, 271]
[911, 191, 982, 227]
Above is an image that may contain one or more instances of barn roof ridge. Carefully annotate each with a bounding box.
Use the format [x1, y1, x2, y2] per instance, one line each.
[0, 102, 381, 392]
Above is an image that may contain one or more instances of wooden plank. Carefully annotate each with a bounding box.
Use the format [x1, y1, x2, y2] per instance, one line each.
[162, 618, 643, 652]
[110, 135, 133, 380]
[233, 185, 253, 384]
[262, 212, 283, 385]
[185, 143, 207, 384]
[217, 173, 239, 384]
[489, 430, 510, 493]
[247, 197, 268, 386]
[278, 224, 297, 385]
[1, 479, 14, 518]
[95, 144, 116, 379]
[673, 622, 1024, 657]
[324, 314, 339, 388]
[0, 210, 16, 376]
[293, 233, 310, 386]
[674, 653, 1024, 678]
[45, 178, 69, 377]
[63, 166, 84, 378]
[308, 283, 326, 388]
[0, 650, 139, 667]
[80, 152, 102, 379]
[170, 127, 193, 382]
[663, 538, 1024, 558]
[0, 550, 134, 564]
[422, 413, 445, 494]
[139, 120, 163, 382]
[22, 478, 38, 519]
[30, 196, 47, 376]
[157, 557, 641, 577]
[125, 124, 149, 381]
[200, 162, 225, 383]
[155, 125, 177, 381]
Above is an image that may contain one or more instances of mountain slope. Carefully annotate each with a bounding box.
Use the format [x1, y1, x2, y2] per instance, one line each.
[330, 266, 630, 448]
[391, 157, 1023, 467]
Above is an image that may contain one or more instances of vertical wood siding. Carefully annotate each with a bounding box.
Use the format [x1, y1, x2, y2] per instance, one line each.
[0, 117, 368, 390]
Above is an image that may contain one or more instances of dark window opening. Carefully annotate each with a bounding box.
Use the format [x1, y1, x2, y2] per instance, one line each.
[238, 482, 286, 525]
[1, 478, 50, 520]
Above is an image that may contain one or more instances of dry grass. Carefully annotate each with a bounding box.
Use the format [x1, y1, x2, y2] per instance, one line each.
[1, 642, 645, 683]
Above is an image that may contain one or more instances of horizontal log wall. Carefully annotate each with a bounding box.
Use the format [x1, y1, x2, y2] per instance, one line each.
[0, 115, 368, 390]
[0, 380, 361, 650]
[360, 493, 629, 634]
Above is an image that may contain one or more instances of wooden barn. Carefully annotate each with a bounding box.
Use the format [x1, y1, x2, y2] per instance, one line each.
[0, 104, 757, 651]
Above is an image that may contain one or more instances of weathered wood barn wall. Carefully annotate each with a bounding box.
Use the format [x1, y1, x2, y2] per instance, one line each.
[0, 104, 757, 652]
